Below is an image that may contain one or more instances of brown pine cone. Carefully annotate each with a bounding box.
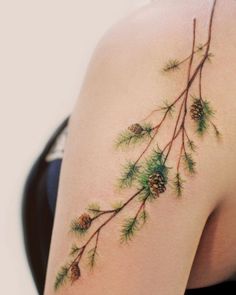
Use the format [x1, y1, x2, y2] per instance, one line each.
[77, 213, 92, 230]
[128, 123, 144, 135]
[70, 262, 81, 283]
[190, 99, 204, 120]
[148, 173, 166, 196]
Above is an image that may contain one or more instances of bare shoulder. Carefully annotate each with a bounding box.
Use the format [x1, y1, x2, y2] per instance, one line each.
[90, 0, 236, 65]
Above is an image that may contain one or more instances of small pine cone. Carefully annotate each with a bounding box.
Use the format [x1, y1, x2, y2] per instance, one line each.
[190, 99, 204, 121]
[77, 213, 92, 230]
[70, 262, 81, 283]
[128, 123, 144, 135]
[148, 173, 166, 196]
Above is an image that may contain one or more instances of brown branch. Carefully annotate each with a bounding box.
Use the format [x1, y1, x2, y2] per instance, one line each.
[141, 106, 163, 122]
[163, 99, 185, 163]
[91, 209, 117, 221]
[175, 0, 217, 168]
[75, 3, 218, 264]
[163, 15, 197, 162]
[134, 198, 147, 220]
[133, 110, 169, 166]
[162, 123, 183, 154]
[134, 85, 193, 167]
[143, 41, 209, 122]
[91, 230, 100, 256]
[133, 3, 217, 166]
[163, 9, 217, 165]
[177, 19, 197, 169]
[184, 18, 197, 111]
[184, 128, 191, 143]
[199, 64, 203, 101]
[206, 0, 217, 55]
[68, 188, 145, 269]
[177, 41, 208, 67]
[177, 128, 185, 172]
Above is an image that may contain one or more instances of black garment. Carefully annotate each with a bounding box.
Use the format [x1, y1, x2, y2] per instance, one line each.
[22, 117, 236, 294]
[22, 117, 69, 294]
[186, 282, 236, 295]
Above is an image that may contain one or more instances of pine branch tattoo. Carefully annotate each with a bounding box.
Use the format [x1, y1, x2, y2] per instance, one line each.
[54, 0, 221, 290]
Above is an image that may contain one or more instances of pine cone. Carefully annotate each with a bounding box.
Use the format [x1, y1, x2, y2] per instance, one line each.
[70, 262, 81, 283]
[128, 123, 144, 135]
[148, 173, 166, 196]
[77, 213, 92, 230]
[190, 99, 204, 121]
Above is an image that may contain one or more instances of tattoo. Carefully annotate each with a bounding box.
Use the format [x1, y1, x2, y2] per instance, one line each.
[54, 0, 220, 290]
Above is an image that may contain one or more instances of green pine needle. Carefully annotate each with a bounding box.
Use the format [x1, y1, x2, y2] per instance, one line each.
[111, 200, 124, 211]
[187, 139, 197, 152]
[197, 116, 208, 135]
[54, 265, 69, 291]
[69, 244, 81, 257]
[206, 52, 214, 62]
[197, 43, 205, 51]
[160, 100, 175, 117]
[118, 161, 140, 189]
[87, 247, 98, 270]
[139, 209, 149, 225]
[87, 202, 101, 217]
[115, 123, 153, 149]
[202, 100, 215, 117]
[138, 150, 169, 199]
[183, 153, 196, 174]
[163, 59, 180, 72]
[173, 173, 185, 197]
[193, 98, 215, 136]
[138, 190, 155, 202]
[71, 219, 89, 235]
[121, 217, 139, 242]
[211, 122, 221, 139]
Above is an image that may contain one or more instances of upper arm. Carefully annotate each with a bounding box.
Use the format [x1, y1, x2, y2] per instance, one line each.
[44, 1, 236, 294]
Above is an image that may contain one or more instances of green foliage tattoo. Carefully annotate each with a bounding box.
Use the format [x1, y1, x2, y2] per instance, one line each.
[54, 0, 221, 290]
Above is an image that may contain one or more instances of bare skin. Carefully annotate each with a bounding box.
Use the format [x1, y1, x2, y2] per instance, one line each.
[44, 1, 236, 294]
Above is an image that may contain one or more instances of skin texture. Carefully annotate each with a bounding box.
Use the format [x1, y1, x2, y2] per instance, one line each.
[44, 1, 236, 294]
